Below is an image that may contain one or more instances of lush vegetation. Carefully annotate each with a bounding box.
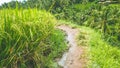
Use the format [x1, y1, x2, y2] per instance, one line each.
[0, 0, 120, 68]
[88, 28, 120, 68]
[0, 9, 67, 68]
[56, 3, 120, 46]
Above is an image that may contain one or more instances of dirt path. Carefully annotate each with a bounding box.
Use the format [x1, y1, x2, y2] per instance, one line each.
[57, 24, 86, 68]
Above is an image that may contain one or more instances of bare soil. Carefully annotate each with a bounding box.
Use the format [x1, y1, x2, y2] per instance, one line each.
[57, 24, 87, 68]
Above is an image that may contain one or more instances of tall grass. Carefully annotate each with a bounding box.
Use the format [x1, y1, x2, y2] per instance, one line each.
[0, 8, 66, 68]
[88, 29, 120, 68]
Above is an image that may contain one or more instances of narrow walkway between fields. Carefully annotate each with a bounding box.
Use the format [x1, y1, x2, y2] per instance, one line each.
[57, 24, 87, 68]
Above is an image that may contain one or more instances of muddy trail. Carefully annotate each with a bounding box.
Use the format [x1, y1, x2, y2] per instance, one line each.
[57, 25, 87, 68]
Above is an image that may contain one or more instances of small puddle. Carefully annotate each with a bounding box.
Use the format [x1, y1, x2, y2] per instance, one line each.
[57, 25, 86, 68]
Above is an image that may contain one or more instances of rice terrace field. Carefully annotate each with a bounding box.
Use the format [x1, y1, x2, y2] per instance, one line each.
[0, 0, 120, 68]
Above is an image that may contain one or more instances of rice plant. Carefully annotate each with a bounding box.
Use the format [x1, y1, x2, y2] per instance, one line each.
[0, 8, 57, 68]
